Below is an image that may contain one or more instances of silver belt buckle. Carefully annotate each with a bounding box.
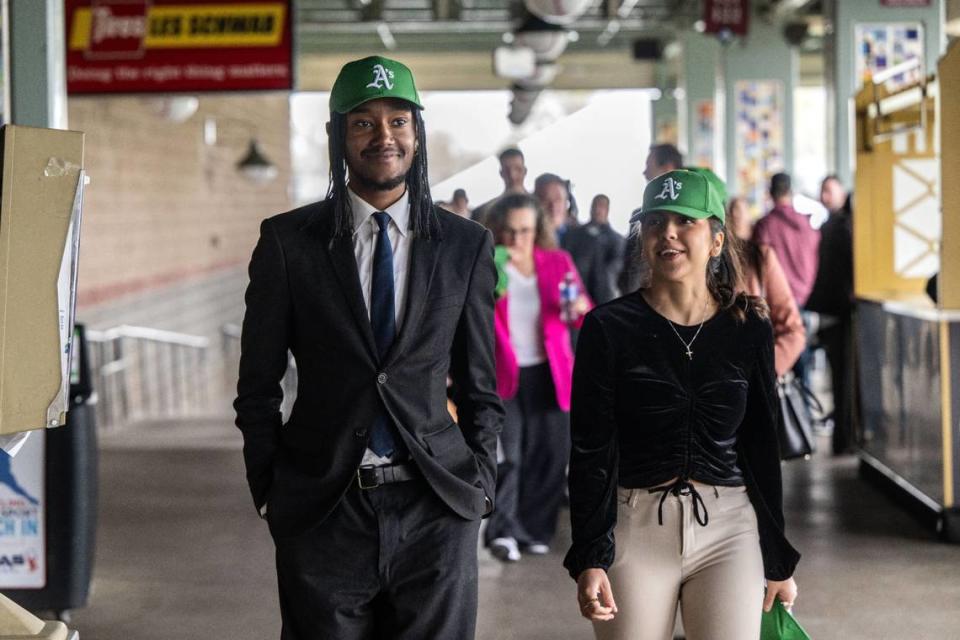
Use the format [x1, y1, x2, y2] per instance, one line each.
[357, 465, 380, 490]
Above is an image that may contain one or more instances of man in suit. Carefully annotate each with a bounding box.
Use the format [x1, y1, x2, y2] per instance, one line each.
[562, 194, 625, 304]
[234, 55, 503, 639]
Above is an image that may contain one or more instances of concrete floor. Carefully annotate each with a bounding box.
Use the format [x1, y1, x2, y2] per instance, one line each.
[63, 417, 960, 639]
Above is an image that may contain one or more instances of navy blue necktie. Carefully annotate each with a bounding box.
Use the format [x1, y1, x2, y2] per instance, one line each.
[369, 212, 403, 458]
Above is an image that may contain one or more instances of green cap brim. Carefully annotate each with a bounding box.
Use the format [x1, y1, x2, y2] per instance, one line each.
[335, 94, 424, 114]
[638, 204, 721, 222]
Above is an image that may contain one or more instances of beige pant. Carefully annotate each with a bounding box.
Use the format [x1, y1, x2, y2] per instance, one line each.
[594, 484, 765, 640]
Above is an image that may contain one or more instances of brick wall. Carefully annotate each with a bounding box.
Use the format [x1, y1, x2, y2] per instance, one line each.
[69, 93, 292, 316]
[68, 94, 294, 415]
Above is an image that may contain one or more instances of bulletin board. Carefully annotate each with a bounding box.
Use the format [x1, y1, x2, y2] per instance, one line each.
[692, 99, 715, 169]
[855, 23, 925, 91]
[734, 80, 784, 217]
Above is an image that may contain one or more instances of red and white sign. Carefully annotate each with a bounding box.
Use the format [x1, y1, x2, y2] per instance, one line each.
[703, 0, 749, 37]
[65, 0, 293, 94]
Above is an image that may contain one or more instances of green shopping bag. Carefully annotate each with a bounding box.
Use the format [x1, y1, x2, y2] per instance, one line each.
[493, 245, 510, 299]
[760, 599, 811, 640]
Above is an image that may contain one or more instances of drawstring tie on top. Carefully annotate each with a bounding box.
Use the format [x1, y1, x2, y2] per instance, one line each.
[648, 478, 710, 527]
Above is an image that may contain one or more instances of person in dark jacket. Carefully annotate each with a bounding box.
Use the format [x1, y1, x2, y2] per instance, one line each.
[234, 56, 503, 639]
[567, 170, 800, 639]
[563, 195, 626, 305]
[806, 175, 855, 454]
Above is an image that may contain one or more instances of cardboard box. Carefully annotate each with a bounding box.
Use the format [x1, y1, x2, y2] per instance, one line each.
[0, 125, 85, 435]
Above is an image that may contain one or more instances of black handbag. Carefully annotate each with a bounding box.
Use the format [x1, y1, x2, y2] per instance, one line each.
[776, 374, 821, 460]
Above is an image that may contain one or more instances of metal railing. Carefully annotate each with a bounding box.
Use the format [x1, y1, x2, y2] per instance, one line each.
[221, 323, 298, 421]
[87, 325, 212, 431]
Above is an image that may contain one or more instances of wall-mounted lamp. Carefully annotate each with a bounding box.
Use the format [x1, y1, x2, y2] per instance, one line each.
[236, 139, 279, 184]
[203, 116, 278, 185]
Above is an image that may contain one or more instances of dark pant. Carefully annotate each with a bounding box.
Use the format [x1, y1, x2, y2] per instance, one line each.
[792, 310, 817, 387]
[484, 384, 532, 546]
[274, 477, 481, 640]
[514, 363, 570, 545]
[820, 315, 855, 454]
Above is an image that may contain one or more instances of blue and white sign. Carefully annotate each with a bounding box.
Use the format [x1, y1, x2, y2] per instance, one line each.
[0, 433, 45, 588]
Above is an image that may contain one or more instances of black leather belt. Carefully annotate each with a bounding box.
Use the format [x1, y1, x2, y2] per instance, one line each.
[357, 463, 418, 490]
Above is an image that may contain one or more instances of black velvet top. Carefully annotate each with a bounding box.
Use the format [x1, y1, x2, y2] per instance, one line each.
[564, 292, 800, 582]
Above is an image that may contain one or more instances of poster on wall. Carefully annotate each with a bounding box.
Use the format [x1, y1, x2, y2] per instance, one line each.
[0, 434, 45, 588]
[854, 23, 924, 91]
[0, 0, 7, 123]
[734, 80, 784, 217]
[65, 0, 293, 94]
[693, 100, 715, 169]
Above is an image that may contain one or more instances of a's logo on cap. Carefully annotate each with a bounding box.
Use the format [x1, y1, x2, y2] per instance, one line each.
[654, 177, 683, 201]
[366, 64, 395, 90]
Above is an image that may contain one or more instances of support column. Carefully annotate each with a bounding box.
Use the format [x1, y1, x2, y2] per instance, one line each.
[8, 0, 67, 128]
[1, 3, 75, 638]
[650, 50, 681, 148]
[831, 0, 945, 188]
[680, 31, 722, 174]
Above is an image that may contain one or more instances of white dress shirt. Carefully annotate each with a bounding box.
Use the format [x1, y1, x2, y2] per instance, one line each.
[349, 188, 411, 329]
[349, 188, 412, 466]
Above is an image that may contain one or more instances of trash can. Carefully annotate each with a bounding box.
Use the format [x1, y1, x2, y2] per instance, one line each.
[6, 325, 97, 621]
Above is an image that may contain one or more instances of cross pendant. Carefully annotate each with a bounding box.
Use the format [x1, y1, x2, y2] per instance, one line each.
[686, 348, 693, 360]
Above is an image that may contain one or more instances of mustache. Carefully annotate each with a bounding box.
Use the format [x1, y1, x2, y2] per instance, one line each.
[360, 145, 404, 157]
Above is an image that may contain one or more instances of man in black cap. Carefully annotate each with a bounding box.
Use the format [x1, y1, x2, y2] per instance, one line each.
[234, 55, 503, 639]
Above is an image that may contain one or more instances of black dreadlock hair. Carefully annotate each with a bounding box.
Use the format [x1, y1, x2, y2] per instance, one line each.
[326, 106, 438, 239]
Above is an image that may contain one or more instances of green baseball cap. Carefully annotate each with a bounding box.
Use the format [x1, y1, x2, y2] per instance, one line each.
[633, 169, 726, 224]
[684, 166, 728, 204]
[330, 55, 424, 114]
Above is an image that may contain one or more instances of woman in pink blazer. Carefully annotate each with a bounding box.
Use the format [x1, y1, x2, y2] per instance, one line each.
[483, 193, 592, 562]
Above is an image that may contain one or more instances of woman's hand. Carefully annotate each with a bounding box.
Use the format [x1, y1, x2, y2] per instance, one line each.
[764, 577, 798, 612]
[572, 295, 591, 319]
[576, 568, 618, 622]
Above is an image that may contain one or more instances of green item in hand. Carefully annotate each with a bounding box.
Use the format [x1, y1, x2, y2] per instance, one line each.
[494, 245, 510, 299]
[760, 600, 811, 640]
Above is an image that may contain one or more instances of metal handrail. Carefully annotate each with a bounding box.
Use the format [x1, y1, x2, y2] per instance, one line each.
[87, 325, 213, 431]
[220, 324, 298, 421]
[88, 325, 210, 349]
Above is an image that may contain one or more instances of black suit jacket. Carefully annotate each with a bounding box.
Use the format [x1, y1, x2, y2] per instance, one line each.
[562, 222, 625, 305]
[234, 200, 504, 538]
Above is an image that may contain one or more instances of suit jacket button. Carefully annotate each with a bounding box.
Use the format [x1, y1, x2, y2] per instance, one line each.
[377, 373, 388, 384]
[355, 429, 367, 438]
